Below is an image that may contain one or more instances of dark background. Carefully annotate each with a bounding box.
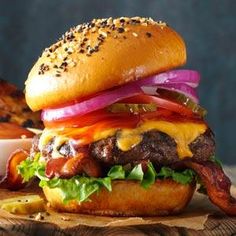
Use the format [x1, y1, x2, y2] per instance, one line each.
[0, 0, 235, 164]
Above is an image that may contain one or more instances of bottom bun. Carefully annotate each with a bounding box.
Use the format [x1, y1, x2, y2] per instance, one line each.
[43, 179, 195, 216]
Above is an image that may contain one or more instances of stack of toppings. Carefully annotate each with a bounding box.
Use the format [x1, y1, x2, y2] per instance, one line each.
[5, 17, 235, 216]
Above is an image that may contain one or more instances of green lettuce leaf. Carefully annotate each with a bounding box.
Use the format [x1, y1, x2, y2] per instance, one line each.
[18, 155, 196, 203]
[17, 153, 44, 182]
[157, 167, 195, 185]
[141, 162, 157, 188]
[127, 164, 144, 180]
[107, 165, 125, 179]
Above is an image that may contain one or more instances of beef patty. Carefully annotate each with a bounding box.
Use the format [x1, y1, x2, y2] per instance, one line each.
[32, 129, 215, 167]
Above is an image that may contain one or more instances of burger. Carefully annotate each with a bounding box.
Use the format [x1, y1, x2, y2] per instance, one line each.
[18, 17, 236, 216]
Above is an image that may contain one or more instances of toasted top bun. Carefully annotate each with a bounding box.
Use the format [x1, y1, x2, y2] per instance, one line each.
[25, 17, 186, 111]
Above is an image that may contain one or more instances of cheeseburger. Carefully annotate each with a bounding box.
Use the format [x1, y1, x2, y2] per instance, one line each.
[19, 17, 236, 216]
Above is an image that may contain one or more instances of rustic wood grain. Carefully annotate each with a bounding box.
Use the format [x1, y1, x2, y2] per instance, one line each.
[0, 213, 235, 236]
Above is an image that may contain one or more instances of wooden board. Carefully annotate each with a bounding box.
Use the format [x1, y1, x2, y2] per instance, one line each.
[0, 212, 235, 236]
[0, 167, 235, 236]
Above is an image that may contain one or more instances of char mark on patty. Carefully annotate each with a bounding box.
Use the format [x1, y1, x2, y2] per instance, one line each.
[90, 129, 215, 166]
[32, 129, 215, 167]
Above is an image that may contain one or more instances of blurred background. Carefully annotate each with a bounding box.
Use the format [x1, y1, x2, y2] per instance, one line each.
[0, 0, 235, 164]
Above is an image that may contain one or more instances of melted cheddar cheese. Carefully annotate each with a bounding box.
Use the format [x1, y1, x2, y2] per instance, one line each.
[39, 120, 207, 159]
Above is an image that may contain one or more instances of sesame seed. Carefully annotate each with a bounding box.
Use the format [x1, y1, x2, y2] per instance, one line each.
[117, 27, 125, 33]
[40, 17, 167, 69]
[99, 30, 107, 38]
[69, 61, 77, 67]
[58, 54, 64, 60]
[67, 47, 74, 53]
[51, 53, 56, 59]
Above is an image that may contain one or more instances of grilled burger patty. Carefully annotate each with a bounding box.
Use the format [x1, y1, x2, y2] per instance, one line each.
[32, 129, 215, 166]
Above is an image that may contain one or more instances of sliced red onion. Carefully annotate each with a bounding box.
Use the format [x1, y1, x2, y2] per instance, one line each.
[142, 83, 199, 103]
[133, 70, 200, 88]
[42, 84, 142, 122]
[42, 69, 200, 122]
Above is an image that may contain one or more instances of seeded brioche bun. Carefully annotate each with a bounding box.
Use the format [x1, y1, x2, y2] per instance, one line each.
[25, 17, 186, 111]
[43, 180, 195, 216]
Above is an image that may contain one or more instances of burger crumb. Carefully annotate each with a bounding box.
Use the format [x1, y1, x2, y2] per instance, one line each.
[146, 32, 152, 37]
[35, 212, 44, 221]
[61, 216, 71, 221]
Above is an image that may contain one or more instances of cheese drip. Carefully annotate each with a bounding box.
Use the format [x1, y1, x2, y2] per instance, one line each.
[39, 121, 207, 159]
[116, 121, 206, 158]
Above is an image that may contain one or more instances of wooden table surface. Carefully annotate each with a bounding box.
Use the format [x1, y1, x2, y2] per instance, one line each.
[0, 166, 235, 236]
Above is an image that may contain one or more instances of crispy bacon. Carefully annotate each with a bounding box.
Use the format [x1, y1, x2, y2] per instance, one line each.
[45, 154, 102, 179]
[184, 160, 236, 215]
[45, 157, 68, 178]
[0, 149, 28, 190]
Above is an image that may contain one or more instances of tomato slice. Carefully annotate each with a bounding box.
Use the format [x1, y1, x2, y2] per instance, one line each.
[44, 95, 194, 129]
[44, 109, 140, 129]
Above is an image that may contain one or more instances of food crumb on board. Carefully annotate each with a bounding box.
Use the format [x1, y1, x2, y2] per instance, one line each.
[61, 216, 71, 221]
[34, 212, 44, 221]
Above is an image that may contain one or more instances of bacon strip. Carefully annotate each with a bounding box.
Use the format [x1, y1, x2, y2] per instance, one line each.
[45, 154, 102, 179]
[0, 149, 28, 190]
[184, 160, 236, 215]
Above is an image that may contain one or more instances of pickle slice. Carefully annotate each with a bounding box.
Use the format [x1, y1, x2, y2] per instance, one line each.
[157, 89, 207, 117]
[0, 195, 45, 214]
[108, 103, 157, 114]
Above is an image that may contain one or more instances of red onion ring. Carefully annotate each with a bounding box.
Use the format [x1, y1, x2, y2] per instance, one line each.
[42, 69, 200, 122]
[42, 83, 142, 122]
[132, 70, 200, 88]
